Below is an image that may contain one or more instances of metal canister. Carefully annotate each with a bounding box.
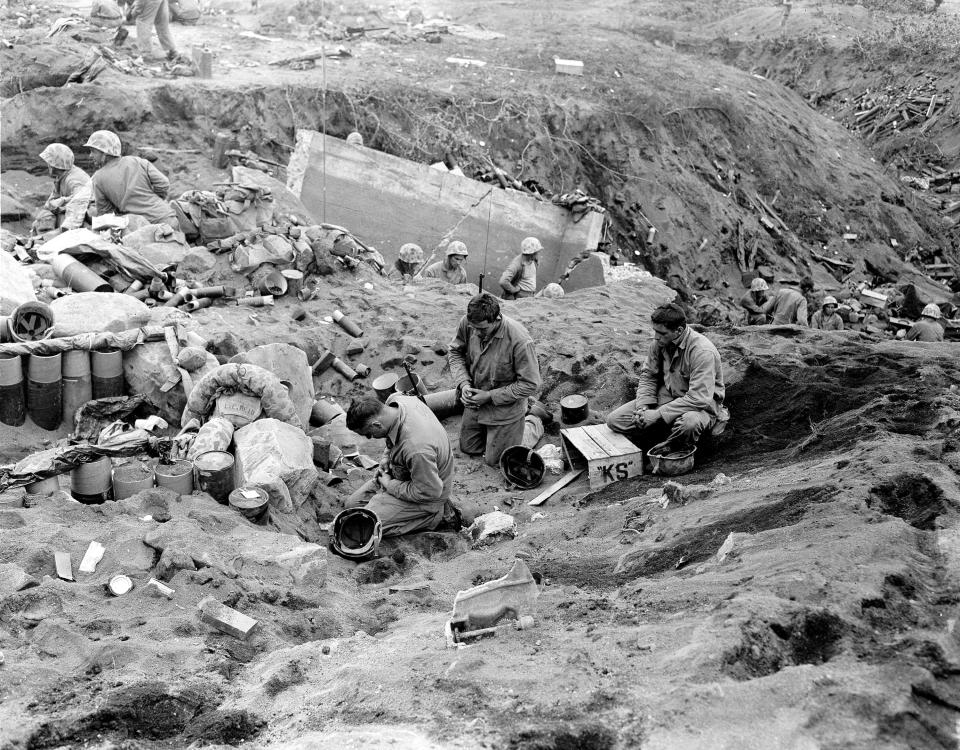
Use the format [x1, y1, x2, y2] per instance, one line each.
[193, 450, 236, 504]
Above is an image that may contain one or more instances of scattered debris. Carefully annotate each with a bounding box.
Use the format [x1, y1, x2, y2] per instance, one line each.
[78, 540, 105, 573]
[446, 559, 539, 646]
[464, 510, 517, 546]
[198, 596, 259, 639]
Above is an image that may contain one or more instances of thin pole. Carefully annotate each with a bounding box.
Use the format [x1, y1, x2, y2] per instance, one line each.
[320, 0, 327, 222]
[479, 193, 492, 291]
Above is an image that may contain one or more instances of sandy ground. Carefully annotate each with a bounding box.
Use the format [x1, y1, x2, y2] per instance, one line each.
[3, 1, 960, 749]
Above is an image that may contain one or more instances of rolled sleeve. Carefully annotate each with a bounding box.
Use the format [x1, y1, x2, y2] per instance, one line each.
[634, 342, 661, 406]
[386, 451, 444, 503]
[656, 348, 717, 423]
[447, 317, 472, 389]
[490, 340, 540, 405]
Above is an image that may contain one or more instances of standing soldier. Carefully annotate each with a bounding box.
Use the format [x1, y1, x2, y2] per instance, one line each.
[499, 236, 542, 299]
[448, 293, 541, 466]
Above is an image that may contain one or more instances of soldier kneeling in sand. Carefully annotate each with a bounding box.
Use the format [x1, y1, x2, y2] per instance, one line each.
[345, 394, 460, 537]
[607, 302, 729, 455]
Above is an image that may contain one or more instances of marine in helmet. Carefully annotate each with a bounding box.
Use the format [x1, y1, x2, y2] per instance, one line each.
[905, 303, 945, 342]
[740, 277, 770, 325]
[345, 394, 458, 537]
[448, 293, 541, 466]
[391, 242, 424, 280]
[810, 296, 844, 331]
[499, 236, 542, 299]
[762, 278, 809, 326]
[32, 143, 92, 234]
[345, 131, 364, 146]
[85, 130, 180, 230]
[606, 302, 728, 463]
[421, 240, 469, 285]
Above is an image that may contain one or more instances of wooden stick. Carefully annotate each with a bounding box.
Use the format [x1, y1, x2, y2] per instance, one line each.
[528, 469, 585, 506]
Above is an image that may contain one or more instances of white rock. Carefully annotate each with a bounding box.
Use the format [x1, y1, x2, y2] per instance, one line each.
[49, 291, 151, 336]
[465, 510, 517, 546]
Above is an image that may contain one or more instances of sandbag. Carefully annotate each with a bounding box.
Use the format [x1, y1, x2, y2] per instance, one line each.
[49, 291, 151, 336]
[0, 249, 37, 315]
[121, 224, 189, 270]
[232, 166, 315, 225]
[182, 363, 301, 427]
[234, 418, 316, 513]
[188, 416, 234, 459]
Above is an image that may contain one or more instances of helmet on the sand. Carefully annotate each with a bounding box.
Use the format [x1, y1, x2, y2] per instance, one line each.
[330, 507, 382, 561]
[540, 283, 564, 299]
[399, 243, 424, 264]
[921, 303, 942, 320]
[446, 241, 468, 257]
[39, 143, 75, 171]
[749, 278, 768, 292]
[84, 130, 122, 157]
[822, 296, 838, 307]
[499, 445, 545, 490]
[521, 237, 543, 255]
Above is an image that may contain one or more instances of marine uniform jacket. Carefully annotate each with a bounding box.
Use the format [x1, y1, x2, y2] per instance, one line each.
[810, 311, 844, 330]
[636, 326, 725, 424]
[906, 318, 944, 342]
[379, 394, 454, 505]
[448, 314, 541, 426]
[764, 288, 808, 326]
[48, 166, 90, 205]
[91, 155, 177, 225]
[499, 255, 537, 294]
[739, 292, 767, 323]
[421, 260, 467, 285]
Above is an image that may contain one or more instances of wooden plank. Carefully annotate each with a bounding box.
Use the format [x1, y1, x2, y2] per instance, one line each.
[54, 552, 73, 581]
[288, 129, 604, 294]
[581, 424, 637, 458]
[587, 452, 643, 489]
[561, 427, 608, 460]
[528, 469, 585, 506]
[198, 597, 259, 639]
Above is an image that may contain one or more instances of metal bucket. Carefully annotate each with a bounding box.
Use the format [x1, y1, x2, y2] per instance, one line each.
[0, 353, 26, 427]
[27, 352, 61, 431]
[647, 446, 696, 477]
[71, 455, 113, 504]
[155, 460, 194, 495]
[193, 450, 236, 504]
[372, 372, 399, 402]
[91, 349, 124, 399]
[25, 475, 61, 496]
[228, 486, 270, 521]
[112, 461, 155, 500]
[560, 394, 589, 424]
[396, 372, 428, 397]
[423, 388, 464, 420]
[310, 396, 346, 426]
[61, 350, 92, 428]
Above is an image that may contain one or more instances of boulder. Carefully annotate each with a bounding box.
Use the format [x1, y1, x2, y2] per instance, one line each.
[232, 343, 314, 427]
[234, 418, 317, 513]
[121, 224, 189, 269]
[465, 510, 517, 547]
[124, 340, 219, 423]
[49, 291, 151, 336]
[177, 246, 217, 274]
[0, 563, 37, 598]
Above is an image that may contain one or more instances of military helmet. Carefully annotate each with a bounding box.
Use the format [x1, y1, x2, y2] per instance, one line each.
[84, 130, 122, 157]
[749, 278, 768, 292]
[822, 296, 838, 307]
[922, 303, 943, 320]
[446, 240, 468, 257]
[521, 236, 543, 255]
[329, 507, 382, 561]
[39, 143, 75, 171]
[399, 243, 424, 263]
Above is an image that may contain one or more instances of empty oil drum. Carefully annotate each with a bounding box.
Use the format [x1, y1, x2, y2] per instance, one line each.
[193, 450, 236, 504]
[27, 352, 61, 430]
[560, 394, 590, 424]
[71, 455, 113, 504]
[91, 349, 124, 398]
[0, 353, 26, 427]
[61, 350, 92, 428]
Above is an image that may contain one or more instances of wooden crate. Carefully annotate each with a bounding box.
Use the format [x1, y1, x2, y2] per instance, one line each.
[560, 424, 643, 490]
[554, 58, 584, 76]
